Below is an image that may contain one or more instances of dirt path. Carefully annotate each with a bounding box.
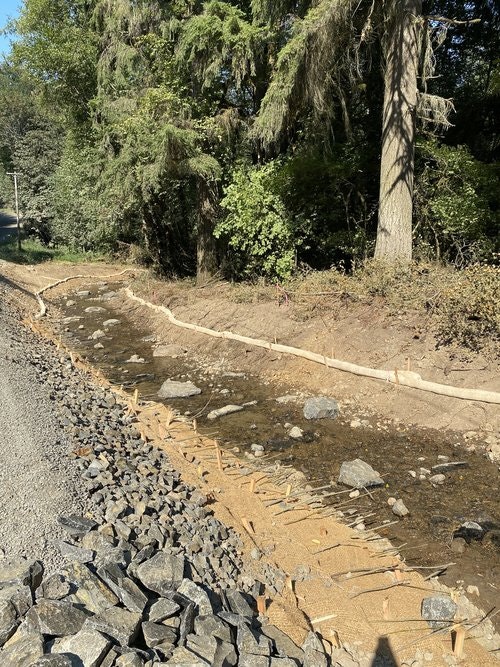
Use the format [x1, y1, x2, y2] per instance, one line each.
[0, 289, 86, 570]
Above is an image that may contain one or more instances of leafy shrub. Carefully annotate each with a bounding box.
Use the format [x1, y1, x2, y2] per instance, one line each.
[414, 141, 499, 266]
[216, 162, 296, 280]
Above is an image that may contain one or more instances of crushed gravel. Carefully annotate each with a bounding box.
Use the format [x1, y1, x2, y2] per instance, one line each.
[0, 291, 86, 570]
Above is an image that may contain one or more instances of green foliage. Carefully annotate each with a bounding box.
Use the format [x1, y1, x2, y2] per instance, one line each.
[51, 140, 118, 251]
[217, 161, 296, 280]
[0, 235, 104, 264]
[414, 141, 499, 265]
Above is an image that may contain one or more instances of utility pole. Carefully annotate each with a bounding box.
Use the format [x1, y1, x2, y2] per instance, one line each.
[6, 172, 21, 251]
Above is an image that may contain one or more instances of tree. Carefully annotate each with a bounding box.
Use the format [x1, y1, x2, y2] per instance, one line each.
[374, 0, 422, 261]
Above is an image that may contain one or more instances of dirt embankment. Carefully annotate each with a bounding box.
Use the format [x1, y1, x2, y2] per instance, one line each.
[1, 260, 499, 666]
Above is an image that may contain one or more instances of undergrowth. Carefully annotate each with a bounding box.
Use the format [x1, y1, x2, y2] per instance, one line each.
[0, 236, 105, 265]
[227, 260, 500, 355]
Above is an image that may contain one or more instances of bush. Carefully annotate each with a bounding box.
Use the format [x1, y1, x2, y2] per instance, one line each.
[414, 141, 499, 266]
[216, 161, 296, 281]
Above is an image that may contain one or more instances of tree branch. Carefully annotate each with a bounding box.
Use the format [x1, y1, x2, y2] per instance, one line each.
[425, 16, 481, 26]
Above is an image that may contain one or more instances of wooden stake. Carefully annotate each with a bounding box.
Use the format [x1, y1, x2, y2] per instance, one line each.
[249, 478, 256, 494]
[452, 626, 465, 659]
[257, 595, 267, 615]
[133, 388, 139, 405]
[406, 357, 411, 372]
[215, 443, 223, 471]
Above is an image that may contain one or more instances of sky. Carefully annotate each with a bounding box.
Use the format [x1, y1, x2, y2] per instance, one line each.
[0, 0, 21, 58]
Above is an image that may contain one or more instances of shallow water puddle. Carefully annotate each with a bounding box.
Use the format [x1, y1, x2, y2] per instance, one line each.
[51, 284, 500, 628]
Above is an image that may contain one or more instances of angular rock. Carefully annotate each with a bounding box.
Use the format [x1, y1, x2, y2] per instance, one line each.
[84, 307, 106, 313]
[0, 635, 44, 666]
[237, 624, 272, 656]
[288, 427, 303, 440]
[153, 345, 187, 358]
[164, 647, 210, 665]
[83, 607, 141, 647]
[270, 659, 299, 666]
[429, 474, 446, 485]
[56, 541, 94, 564]
[0, 557, 40, 590]
[226, 590, 254, 617]
[103, 319, 120, 327]
[52, 628, 111, 667]
[141, 621, 177, 648]
[149, 598, 181, 623]
[63, 562, 119, 613]
[0, 584, 33, 616]
[302, 632, 327, 667]
[115, 654, 144, 667]
[207, 405, 244, 420]
[31, 656, 73, 666]
[97, 564, 148, 614]
[338, 459, 383, 489]
[454, 521, 485, 543]
[26, 599, 87, 637]
[194, 615, 232, 644]
[136, 552, 185, 595]
[238, 655, 269, 667]
[261, 625, 304, 663]
[177, 579, 213, 615]
[391, 499, 409, 517]
[421, 595, 457, 630]
[157, 380, 201, 399]
[57, 516, 97, 538]
[303, 397, 339, 420]
[0, 600, 17, 646]
[89, 330, 106, 340]
[36, 574, 71, 601]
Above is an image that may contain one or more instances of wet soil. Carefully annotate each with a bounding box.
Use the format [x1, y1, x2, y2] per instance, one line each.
[51, 284, 500, 630]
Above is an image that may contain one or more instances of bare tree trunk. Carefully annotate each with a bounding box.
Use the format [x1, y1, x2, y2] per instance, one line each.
[196, 179, 218, 285]
[375, 0, 422, 261]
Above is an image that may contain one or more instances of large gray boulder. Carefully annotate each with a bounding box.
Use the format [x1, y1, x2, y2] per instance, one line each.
[338, 459, 384, 489]
[303, 397, 339, 420]
[157, 380, 201, 399]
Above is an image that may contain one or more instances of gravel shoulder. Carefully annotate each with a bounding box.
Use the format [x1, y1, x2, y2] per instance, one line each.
[0, 291, 86, 569]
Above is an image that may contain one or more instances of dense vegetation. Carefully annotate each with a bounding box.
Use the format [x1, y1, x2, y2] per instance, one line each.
[0, 0, 498, 282]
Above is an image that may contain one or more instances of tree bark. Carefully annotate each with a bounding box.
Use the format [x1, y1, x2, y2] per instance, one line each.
[375, 0, 422, 261]
[196, 179, 218, 285]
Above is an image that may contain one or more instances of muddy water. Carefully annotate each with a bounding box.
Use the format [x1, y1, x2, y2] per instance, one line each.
[52, 285, 500, 628]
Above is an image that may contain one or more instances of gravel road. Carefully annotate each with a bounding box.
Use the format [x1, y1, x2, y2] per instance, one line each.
[0, 287, 86, 570]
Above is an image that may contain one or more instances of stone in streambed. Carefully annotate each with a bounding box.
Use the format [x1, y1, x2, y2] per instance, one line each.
[391, 499, 409, 517]
[153, 345, 187, 358]
[421, 595, 457, 630]
[207, 405, 244, 420]
[52, 628, 111, 666]
[303, 397, 339, 420]
[338, 459, 383, 489]
[84, 307, 106, 313]
[158, 380, 201, 399]
[26, 599, 87, 637]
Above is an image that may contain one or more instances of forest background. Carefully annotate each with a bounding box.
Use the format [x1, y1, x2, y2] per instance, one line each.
[0, 0, 498, 289]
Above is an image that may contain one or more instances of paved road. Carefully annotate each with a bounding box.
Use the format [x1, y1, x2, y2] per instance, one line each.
[0, 209, 17, 241]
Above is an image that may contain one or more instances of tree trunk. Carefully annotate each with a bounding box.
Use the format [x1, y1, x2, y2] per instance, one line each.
[375, 0, 422, 261]
[196, 179, 218, 285]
